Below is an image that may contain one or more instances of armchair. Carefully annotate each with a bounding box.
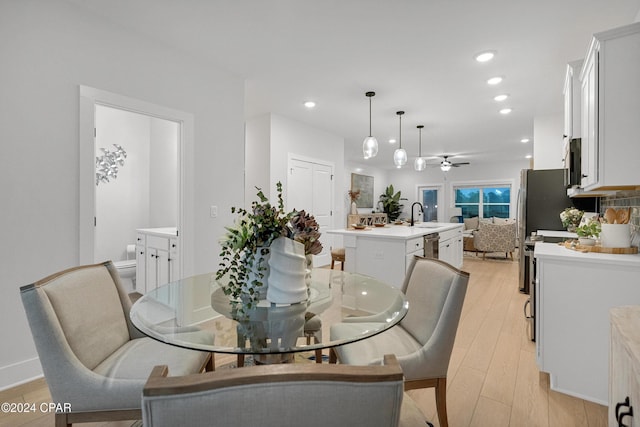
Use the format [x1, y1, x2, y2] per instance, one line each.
[329, 257, 469, 427]
[142, 354, 426, 427]
[20, 261, 213, 427]
[472, 221, 517, 260]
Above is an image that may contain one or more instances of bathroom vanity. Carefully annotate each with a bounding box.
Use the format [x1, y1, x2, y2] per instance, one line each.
[136, 227, 179, 294]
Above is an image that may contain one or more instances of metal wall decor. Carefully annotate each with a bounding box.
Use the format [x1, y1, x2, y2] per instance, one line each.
[96, 144, 127, 185]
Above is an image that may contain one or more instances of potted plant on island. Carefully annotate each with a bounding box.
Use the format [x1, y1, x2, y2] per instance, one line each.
[575, 218, 601, 246]
[379, 185, 407, 222]
[348, 189, 360, 215]
[216, 182, 322, 309]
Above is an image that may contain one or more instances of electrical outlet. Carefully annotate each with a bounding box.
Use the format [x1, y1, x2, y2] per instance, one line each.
[210, 206, 218, 218]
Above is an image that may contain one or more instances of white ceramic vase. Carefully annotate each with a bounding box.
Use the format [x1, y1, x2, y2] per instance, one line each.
[266, 237, 308, 304]
[601, 224, 631, 248]
[578, 237, 596, 246]
[350, 201, 358, 215]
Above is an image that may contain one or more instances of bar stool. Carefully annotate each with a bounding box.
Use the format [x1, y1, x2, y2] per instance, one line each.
[330, 248, 345, 270]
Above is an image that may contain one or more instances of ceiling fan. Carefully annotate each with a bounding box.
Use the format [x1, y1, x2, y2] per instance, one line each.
[432, 155, 470, 171]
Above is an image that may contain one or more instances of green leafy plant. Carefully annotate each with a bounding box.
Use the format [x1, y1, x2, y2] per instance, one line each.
[576, 218, 601, 238]
[216, 182, 322, 309]
[379, 185, 407, 222]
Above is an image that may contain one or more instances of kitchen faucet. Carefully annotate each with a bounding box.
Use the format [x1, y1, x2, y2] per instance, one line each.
[410, 202, 424, 226]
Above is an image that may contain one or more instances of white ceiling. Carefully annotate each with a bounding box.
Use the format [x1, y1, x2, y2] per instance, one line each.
[67, 0, 640, 169]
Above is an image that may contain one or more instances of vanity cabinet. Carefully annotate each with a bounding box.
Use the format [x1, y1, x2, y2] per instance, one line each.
[136, 228, 180, 294]
[579, 22, 640, 191]
[439, 227, 463, 268]
[610, 306, 640, 427]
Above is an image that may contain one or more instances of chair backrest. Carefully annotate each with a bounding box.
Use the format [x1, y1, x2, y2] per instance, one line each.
[474, 221, 517, 251]
[398, 257, 469, 376]
[142, 354, 405, 427]
[20, 261, 134, 372]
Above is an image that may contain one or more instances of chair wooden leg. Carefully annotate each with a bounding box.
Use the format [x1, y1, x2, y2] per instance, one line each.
[329, 347, 338, 364]
[340, 261, 344, 271]
[315, 349, 323, 363]
[482, 251, 486, 260]
[510, 251, 514, 261]
[205, 353, 215, 371]
[331, 259, 335, 269]
[55, 413, 71, 427]
[435, 377, 449, 427]
[237, 354, 244, 367]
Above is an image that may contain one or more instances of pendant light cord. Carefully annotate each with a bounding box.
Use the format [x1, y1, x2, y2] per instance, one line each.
[369, 96, 372, 137]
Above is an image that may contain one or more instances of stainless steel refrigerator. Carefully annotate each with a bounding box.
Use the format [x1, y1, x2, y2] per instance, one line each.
[517, 169, 595, 293]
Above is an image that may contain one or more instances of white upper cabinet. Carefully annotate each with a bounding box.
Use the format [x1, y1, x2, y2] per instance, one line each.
[563, 59, 583, 143]
[579, 22, 640, 191]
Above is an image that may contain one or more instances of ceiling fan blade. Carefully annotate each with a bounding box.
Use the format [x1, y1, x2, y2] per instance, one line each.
[452, 162, 470, 166]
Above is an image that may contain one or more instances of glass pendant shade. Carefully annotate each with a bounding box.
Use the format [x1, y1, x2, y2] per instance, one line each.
[394, 148, 407, 167]
[363, 136, 378, 159]
[362, 91, 378, 159]
[414, 125, 426, 171]
[393, 111, 406, 167]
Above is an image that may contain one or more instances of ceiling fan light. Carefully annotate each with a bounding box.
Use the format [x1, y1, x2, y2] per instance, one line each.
[363, 136, 378, 159]
[414, 157, 426, 171]
[441, 163, 452, 172]
[393, 148, 407, 167]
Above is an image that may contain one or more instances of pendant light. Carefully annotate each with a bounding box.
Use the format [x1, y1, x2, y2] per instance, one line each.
[414, 125, 426, 171]
[393, 111, 407, 167]
[362, 91, 378, 159]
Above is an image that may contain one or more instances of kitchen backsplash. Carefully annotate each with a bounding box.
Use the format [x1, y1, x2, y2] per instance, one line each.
[601, 190, 640, 233]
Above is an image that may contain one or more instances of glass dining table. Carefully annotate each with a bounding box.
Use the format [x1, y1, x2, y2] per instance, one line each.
[130, 268, 408, 364]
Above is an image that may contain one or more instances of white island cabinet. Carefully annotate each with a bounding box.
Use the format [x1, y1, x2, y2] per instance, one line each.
[534, 242, 640, 404]
[327, 223, 463, 289]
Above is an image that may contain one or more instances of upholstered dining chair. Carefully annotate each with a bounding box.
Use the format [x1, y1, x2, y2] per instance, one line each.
[20, 261, 213, 427]
[329, 257, 469, 427]
[141, 354, 426, 427]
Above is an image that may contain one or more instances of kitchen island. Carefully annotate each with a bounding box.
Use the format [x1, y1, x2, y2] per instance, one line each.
[327, 222, 463, 288]
[534, 242, 640, 404]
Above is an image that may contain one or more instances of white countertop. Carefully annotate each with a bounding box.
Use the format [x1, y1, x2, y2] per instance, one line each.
[536, 229, 578, 238]
[137, 227, 178, 237]
[326, 222, 462, 241]
[534, 241, 640, 267]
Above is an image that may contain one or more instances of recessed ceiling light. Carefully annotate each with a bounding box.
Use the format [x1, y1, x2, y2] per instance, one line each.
[521, 138, 530, 143]
[475, 51, 495, 63]
[525, 154, 532, 159]
[494, 94, 509, 102]
[388, 139, 397, 144]
[487, 76, 503, 85]
[355, 168, 363, 172]
[304, 101, 316, 108]
[499, 108, 512, 115]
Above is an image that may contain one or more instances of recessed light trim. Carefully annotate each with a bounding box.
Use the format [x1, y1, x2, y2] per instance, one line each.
[475, 51, 495, 63]
[521, 138, 530, 143]
[494, 94, 509, 102]
[388, 139, 397, 144]
[499, 108, 512, 115]
[525, 154, 532, 159]
[304, 101, 316, 108]
[487, 76, 503, 85]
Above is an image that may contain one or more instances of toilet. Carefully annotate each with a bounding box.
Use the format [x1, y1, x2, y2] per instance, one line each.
[114, 244, 136, 290]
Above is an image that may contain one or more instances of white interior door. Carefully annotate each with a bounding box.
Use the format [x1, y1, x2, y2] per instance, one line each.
[288, 158, 333, 267]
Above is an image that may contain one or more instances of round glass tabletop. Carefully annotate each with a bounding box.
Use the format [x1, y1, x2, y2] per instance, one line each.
[130, 268, 408, 356]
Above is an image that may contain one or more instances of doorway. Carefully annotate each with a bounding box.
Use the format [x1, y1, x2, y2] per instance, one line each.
[417, 184, 444, 222]
[79, 86, 194, 281]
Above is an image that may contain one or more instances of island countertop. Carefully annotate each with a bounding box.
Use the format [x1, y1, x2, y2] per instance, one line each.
[326, 222, 462, 240]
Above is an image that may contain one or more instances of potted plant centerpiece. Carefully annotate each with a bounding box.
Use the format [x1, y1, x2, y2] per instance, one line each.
[560, 207, 583, 232]
[576, 218, 601, 246]
[216, 182, 323, 308]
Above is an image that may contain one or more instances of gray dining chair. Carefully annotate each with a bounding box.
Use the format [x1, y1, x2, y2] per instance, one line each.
[20, 261, 213, 427]
[142, 354, 427, 427]
[329, 256, 470, 427]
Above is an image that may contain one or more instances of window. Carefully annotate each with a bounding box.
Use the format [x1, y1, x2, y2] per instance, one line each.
[454, 184, 511, 219]
[417, 185, 443, 222]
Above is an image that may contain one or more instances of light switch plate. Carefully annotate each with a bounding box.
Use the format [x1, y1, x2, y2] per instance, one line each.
[210, 206, 218, 218]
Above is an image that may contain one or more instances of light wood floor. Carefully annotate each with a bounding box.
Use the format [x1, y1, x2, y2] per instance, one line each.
[0, 255, 607, 426]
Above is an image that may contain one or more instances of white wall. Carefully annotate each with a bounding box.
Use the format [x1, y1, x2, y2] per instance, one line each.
[533, 113, 564, 170]
[149, 118, 179, 227]
[0, 0, 244, 389]
[390, 160, 529, 220]
[244, 114, 271, 206]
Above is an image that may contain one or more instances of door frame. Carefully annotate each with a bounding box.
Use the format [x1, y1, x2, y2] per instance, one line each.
[79, 86, 194, 277]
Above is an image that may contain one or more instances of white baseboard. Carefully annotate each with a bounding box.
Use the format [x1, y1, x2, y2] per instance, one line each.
[0, 357, 43, 391]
